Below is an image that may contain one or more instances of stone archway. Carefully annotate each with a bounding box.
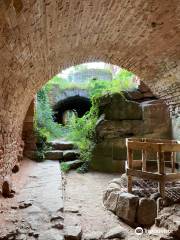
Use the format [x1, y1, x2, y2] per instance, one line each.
[53, 96, 91, 124]
[0, 0, 180, 183]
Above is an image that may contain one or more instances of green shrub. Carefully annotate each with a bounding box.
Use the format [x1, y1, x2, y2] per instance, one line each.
[66, 96, 99, 167]
[61, 162, 71, 173]
[34, 87, 62, 161]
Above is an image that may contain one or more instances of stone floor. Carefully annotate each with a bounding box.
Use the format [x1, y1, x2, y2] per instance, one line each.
[0, 159, 64, 240]
[0, 158, 178, 240]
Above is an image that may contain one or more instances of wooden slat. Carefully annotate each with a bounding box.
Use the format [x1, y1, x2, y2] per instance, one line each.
[127, 148, 133, 193]
[165, 173, 180, 181]
[142, 149, 147, 171]
[128, 141, 159, 151]
[157, 150, 165, 198]
[125, 137, 180, 199]
[127, 138, 177, 144]
[161, 144, 180, 152]
[171, 152, 176, 173]
[126, 168, 162, 181]
[132, 160, 142, 168]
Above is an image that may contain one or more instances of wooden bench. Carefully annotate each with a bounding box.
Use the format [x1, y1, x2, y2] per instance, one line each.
[126, 138, 180, 198]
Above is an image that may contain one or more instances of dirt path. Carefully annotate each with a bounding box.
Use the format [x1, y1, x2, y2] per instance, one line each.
[63, 170, 135, 238]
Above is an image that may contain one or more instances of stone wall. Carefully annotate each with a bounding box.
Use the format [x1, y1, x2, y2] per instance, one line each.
[91, 93, 171, 172]
[0, 0, 180, 183]
[68, 68, 112, 83]
[22, 100, 37, 158]
[48, 85, 89, 107]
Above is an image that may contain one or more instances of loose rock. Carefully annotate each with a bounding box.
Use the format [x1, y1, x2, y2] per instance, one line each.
[64, 226, 82, 240]
[84, 231, 103, 240]
[103, 191, 119, 212]
[137, 198, 157, 226]
[115, 192, 139, 226]
[103, 226, 126, 239]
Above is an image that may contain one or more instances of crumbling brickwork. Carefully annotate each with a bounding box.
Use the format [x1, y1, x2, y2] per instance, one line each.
[0, 0, 180, 182]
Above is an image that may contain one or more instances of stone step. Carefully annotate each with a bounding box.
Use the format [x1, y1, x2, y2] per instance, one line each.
[63, 150, 80, 161]
[45, 150, 63, 160]
[62, 160, 83, 170]
[49, 140, 76, 150]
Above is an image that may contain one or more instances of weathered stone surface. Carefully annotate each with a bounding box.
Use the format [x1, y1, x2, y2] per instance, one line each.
[92, 97, 171, 173]
[137, 198, 157, 226]
[45, 150, 63, 160]
[115, 193, 139, 225]
[83, 231, 103, 240]
[103, 191, 119, 212]
[49, 140, 75, 150]
[96, 119, 144, 140]
[19, 202, 32, 209]
[103, 226, 126, 239]
[2, 178, 13, 198]
[63, 160, 83, 170]
[39, 230, 63, 240]
[63, 150, 80, 161]
[155, 204, 180, 239]
[51, 222, 64, 230]
[124, 90, 144, 100]
[64, 226, 82, 240]
[98, 93, 142, 120]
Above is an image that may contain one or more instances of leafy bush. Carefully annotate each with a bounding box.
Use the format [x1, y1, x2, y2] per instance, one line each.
[66, 97, 99, 166]
[61, 162, 71, 173]
[35, 87, 62, 141]
[34, 87, 62, 160]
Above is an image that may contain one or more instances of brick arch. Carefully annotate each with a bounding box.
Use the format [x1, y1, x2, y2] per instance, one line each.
[0, 0, 180, 182]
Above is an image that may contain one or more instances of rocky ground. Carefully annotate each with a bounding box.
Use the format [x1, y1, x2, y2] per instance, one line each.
[63, 170, 180, 240]
[0, 159, 64, 240]
[0, 156, 179, 240]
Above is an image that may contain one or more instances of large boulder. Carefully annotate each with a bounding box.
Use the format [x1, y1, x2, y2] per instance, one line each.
[96, 118, 144, 140]
[98, 93, 142, 121]
[141, 100, 171, 137]
[115, 192, 139, 226]
[137, 198, 157, 226]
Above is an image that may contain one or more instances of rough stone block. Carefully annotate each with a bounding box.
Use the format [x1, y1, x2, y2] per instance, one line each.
[115, 192, 139, 225]
[137, 198, 157, 226]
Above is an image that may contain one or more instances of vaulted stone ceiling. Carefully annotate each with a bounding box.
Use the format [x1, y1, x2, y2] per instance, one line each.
[0, 0, 180, 176]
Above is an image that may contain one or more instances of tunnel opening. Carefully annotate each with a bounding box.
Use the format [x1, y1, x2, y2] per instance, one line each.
[53, 96, 91, 125]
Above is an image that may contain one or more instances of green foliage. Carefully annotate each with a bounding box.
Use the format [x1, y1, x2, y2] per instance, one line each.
[35, 87, 61, 141]
[76, 161, 90, 174]
[61, 162, 71, 173]
[66, 97, 99, 166]
[46, 75, 88, 91]
[111, 69, 137, 92]
[34, 87, 62, 161]
[87, 69, 137, 97]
